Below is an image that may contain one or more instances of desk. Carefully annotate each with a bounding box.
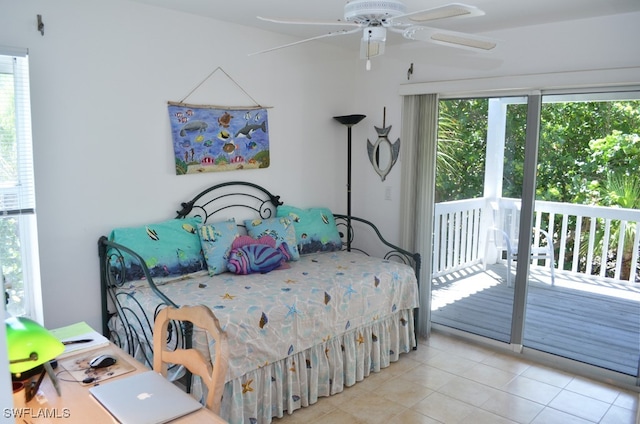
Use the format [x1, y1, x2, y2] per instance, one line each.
[21, 343, 227, 423]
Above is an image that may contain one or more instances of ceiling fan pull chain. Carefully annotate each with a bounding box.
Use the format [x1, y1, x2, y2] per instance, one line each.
[366, 34, 372, 70]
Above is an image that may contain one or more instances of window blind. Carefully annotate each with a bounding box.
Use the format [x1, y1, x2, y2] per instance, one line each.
[0, 48, 35, 216]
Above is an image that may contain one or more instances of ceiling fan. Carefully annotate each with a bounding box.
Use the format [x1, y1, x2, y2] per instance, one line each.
[250, 1, 497, 70]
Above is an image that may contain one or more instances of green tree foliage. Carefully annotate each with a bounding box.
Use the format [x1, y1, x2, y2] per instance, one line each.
[436, 99, 488, 202]
[538, 101, 640, 205]
[0, 218, 21, 290]
[437, 97, 639, 279]
[503, 103, 527, 198]
[438, 98, 640, 207]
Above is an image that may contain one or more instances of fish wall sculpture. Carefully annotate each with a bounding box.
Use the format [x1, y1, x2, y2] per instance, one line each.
[366, 108, 400, 182]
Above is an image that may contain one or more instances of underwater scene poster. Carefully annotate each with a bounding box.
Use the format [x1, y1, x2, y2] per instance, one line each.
[168, 103, 270, 175]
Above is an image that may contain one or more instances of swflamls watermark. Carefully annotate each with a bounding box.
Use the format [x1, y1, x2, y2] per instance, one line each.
[3, 407, 71, 419]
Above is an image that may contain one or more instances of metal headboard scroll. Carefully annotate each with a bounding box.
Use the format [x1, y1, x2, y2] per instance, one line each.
[333, 214, 421, 270]
[175, 181, 283, 223]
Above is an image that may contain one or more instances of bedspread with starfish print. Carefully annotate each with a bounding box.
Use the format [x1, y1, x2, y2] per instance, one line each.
[113, 250, 419, 381]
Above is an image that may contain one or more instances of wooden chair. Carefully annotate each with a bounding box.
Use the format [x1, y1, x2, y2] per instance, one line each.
[153, 305, 229, 414]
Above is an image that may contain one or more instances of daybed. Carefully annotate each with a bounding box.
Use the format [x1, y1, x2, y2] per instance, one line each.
[98, 181, 420, 424]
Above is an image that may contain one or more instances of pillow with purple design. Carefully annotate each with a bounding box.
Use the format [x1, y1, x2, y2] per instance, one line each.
[226, 242, 291, 275]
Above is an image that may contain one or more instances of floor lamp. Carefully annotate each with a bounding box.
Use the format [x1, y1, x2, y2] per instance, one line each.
[333, 114, 366, 251]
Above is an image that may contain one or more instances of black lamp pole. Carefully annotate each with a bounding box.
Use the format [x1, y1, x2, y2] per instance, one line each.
[333, 114, 366, 251]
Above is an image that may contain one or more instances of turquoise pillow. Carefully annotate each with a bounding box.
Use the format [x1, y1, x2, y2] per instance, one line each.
[276, 206, 342, 254]
[244, 217, 299, 261]
[198, 219, 240, 275]
[108, 217, 206, 281]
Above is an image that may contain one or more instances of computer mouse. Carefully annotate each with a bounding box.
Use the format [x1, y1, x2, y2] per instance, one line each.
[89, 354, 117, 369]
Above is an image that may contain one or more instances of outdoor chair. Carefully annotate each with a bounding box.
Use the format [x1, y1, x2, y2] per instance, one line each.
[486, 227, 556, 287]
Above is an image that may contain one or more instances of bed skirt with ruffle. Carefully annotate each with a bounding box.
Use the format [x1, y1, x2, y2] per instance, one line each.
[220, 308, 416, 424]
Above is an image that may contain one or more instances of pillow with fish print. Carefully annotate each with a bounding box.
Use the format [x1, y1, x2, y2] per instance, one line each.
[227, 243, 290, 275]
[197, 219, 240, 275]
[108, 216, 206, 282]
[276, 206, 342, 254]
[243, 217, 300, 261]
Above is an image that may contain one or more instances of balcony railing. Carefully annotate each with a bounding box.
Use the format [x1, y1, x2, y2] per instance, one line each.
[433, 197, 640, 283]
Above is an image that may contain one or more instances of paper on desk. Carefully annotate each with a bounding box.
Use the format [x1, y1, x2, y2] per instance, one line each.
[50, 321, 110, 359]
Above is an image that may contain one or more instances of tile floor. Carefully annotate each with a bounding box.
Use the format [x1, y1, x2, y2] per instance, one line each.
[272, 331, 639, 424]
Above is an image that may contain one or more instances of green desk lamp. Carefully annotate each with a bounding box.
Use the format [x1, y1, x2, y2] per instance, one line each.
[6, 316, 64, 401]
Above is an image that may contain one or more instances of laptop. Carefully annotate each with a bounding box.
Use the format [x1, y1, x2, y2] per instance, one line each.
[89, 371, 203, 424]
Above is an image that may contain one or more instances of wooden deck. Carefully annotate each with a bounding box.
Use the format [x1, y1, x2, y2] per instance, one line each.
[431, 264, 640, 376]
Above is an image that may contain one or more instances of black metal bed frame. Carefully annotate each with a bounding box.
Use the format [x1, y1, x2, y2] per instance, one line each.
[98, 181, 421, 372]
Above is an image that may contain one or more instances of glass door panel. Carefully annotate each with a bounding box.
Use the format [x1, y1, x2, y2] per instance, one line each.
[431, 96, 527, 344]
[522, 92, 640, 377]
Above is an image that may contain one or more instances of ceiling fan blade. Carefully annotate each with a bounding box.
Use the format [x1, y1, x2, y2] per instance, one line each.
[403, 26, 496, 51]
[391, 3, 484, 25]
[257, 16, 359, 27]
[248, 28, 361, 56]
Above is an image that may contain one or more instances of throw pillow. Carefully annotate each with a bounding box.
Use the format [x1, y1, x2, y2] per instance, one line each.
[244, 217, 299, 260]
[227, 244, 290, 275]
[276, 205, 342, 254]
[108, 217, 206, 281]
[197, 219, 240, 275]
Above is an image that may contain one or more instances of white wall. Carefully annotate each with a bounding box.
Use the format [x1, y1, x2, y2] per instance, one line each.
[0, 0, 356, 331]
[1, 0, 638, 334]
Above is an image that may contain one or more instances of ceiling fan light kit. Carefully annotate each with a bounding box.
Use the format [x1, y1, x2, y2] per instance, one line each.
[252, 1, 496, 70]
[363, 26, 387, 44]
[344, 0, 407, 23]
[361, 38, 384, 58]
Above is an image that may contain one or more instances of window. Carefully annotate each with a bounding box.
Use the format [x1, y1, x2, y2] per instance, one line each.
[0, 47, 40, 319]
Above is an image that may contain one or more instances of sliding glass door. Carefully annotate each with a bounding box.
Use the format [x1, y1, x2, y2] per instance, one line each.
[431, 90, 640, 379]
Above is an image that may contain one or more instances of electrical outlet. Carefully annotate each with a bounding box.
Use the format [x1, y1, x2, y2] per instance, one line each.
[385, 186, 392, 201]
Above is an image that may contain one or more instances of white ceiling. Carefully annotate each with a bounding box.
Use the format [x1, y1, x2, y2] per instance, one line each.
[128, 0, 640, 51]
